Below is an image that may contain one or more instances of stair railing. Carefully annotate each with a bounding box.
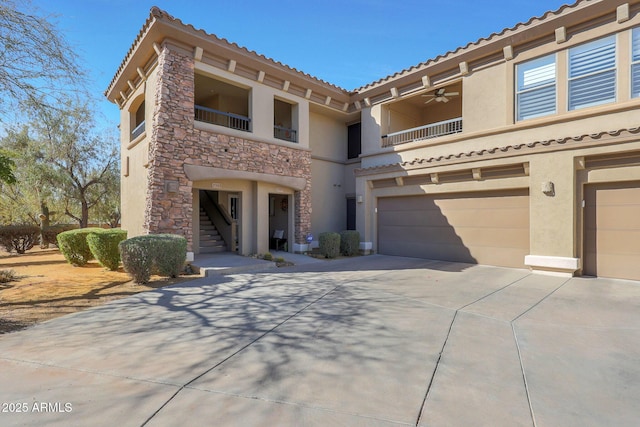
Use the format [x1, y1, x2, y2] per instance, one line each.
[202, 192, 237, 252]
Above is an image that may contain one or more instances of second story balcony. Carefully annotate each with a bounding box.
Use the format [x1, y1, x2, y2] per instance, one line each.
[380, 81, 463, 148]
[274, 125, 297, 142]
[382, 117, 462, 147]
[195, 106, 251, 132]
[194, 73, 251, 133]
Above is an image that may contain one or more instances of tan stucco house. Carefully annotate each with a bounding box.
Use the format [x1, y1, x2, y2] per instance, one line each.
[106, 0, 640, 280]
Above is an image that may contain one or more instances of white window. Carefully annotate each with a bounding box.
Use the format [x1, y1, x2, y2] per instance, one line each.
[516, 54, 556, 121]
[568, 36, 616, 110]
[632, 27, 640, 98]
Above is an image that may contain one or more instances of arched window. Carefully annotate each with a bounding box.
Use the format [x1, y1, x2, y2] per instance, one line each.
[130, 99, 145, 140]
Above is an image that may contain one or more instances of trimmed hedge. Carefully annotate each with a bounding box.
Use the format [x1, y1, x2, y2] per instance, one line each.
[319, 232, 340, 259]
[56, 228, 103, 266]
[119, 234, 187, 284]
[151, 234, 188, 278]
[0, 225, 40, 254]
[340, 230, 360, 256]
[87, 229, 128, 271]
[119, 237, 153, 284]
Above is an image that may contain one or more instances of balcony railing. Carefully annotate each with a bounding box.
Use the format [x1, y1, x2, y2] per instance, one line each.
[274, 125, 297, 143]
[131, 120, 145, 140]
[195, 105, 251, 132]
[382, 117, 463, 147]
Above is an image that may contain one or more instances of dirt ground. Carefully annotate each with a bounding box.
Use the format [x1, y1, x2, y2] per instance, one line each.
[0, 247, 195, 334]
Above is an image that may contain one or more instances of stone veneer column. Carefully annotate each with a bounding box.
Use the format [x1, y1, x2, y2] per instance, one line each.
[294, 184, 311, 246]
[144, 44, 195, 249]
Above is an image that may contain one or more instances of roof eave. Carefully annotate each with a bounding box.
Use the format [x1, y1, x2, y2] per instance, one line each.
[353, 0, 629, 100]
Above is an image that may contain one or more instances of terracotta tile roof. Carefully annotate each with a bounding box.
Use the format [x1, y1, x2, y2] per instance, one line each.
[106, 7, 350, 99]
[107, 1, 610, 103]
[353, 0, 584, 92]
[151, 8, 350, 92]
[105, 10, 156, 98]
[355, 127, 640, 174]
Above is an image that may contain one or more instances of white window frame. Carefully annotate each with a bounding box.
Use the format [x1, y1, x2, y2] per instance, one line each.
[568, 35, 617, 110]
[515, 53, 557, 121]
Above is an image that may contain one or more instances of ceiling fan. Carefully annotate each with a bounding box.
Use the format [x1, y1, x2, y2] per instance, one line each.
[422, 87, 459, 104]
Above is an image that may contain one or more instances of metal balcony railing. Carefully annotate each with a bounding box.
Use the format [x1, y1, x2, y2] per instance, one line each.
[195, 105, 251, 132]
[274, 125, 297, 143]
[131, 120, 145, 139]
[382, 117, 462, 147]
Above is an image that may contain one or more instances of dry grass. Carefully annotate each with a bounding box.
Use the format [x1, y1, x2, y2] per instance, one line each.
[0, 247, 195, 334]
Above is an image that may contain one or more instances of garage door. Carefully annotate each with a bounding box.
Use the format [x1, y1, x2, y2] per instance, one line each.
[583, 181, 640, 280]
[377, 189, 529, 268]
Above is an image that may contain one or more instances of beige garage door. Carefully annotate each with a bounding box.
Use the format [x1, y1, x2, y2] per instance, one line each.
[377, 189, 529, 268]
[583, 181, 640, 280]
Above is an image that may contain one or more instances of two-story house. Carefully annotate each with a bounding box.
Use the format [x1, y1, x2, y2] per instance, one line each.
[106, 0, 640, 280]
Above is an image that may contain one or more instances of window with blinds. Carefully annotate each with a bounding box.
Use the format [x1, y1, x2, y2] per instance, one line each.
[516, 54, 556, 121]
[632, 27, 640, 98]
[568, 36, 616, 110]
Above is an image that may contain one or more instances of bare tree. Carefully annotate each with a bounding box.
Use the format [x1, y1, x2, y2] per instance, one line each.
[0, 0, 84, 115]
[36, 99, 118, 228]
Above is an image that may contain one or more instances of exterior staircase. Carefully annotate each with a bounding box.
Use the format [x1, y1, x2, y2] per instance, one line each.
[199, 207, 227, 253]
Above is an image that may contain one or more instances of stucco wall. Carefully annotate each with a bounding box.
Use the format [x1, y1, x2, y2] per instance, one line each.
[120, 67, 158, 237]
[311, 160, 347, 236]
[386, 102, 419, 134]
[461, 65, 509, 133]
[309, 110, 347, 159]
[309, 109, 349, 237]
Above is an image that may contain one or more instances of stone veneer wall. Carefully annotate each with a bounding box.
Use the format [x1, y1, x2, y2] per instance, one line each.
[144, 43, 312, 250]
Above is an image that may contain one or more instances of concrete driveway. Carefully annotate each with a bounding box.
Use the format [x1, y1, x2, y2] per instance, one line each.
[0, 255, 638, 426]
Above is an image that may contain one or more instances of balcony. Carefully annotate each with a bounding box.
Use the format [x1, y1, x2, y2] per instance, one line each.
[274, 125, 297, 142]
[382, 117, 462, 147]
[380, 81, 463, 148]
[195, 105, 251, 132]
[274, 98, 297, 143]
[194, 73, 251, 132]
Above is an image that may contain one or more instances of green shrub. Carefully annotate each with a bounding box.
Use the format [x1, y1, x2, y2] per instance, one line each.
[41, 224, 76, 247]
[0, 225, 40, 254]
[263, 252, 273, 261]
[87, 229, 128, 271]
[119, 234, 187, 283]
[119, 237, 153, 284]
[56, 228, 103, 266]
[319, 232, 340, 259]
[340, 230, 360, 256]
[150, 234, 187, 278]
[274, 256, 285, 263]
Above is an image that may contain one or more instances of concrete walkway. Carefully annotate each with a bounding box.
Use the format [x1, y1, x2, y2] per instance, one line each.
[0, 255, 638, 426]
[192, 250, 323, 276]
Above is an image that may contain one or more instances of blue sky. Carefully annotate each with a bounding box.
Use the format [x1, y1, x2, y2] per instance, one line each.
[30, 0, 570, 131]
